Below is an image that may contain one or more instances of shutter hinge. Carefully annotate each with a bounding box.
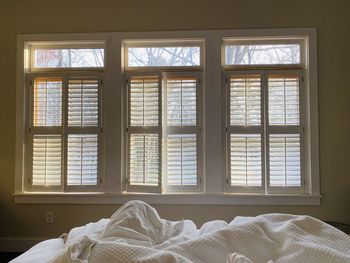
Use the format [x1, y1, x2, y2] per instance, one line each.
[126, 79, 129, 85]
[29, 80, 32, 86]
[125, 177, 129, 184]
[226, 178, 229, 185]
[100, 79, 103, 85]
[301, 77, 304, 83]
[225, 127, 228, 132]
[99, 177, 103, 184]
[27, 177, 31, 184]
[126, 127, 129, 133]
[100, 127, 103, 133]
[225, 77, 228, 84]
[29, 127, 32, 133]
[199, 178, 202, 184]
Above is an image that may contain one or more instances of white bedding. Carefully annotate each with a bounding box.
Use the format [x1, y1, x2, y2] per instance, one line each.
[11, 201, 350, 263]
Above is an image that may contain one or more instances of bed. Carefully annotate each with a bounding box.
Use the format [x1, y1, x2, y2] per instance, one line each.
[10, 200, 350, 263]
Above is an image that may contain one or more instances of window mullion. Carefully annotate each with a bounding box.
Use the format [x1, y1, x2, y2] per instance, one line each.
[62, 73, 69, 191]
[262, 71, 268, 195]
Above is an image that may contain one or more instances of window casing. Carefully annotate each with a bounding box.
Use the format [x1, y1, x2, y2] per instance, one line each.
[24, 42, 105, 192]
[15, 29, 319, 205]
[124, 40, 203, 193]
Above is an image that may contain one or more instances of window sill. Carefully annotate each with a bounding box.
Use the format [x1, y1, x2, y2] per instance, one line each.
[13, 192, 321, 205]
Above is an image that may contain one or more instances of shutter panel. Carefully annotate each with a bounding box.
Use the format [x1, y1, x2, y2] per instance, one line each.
[230, 134, 262, 187]
[67, 134, 98, 186]
[167, 134, 197, 186]
[269, 134, 301, 187]
[230, 76, 261, 126]
[128, 76, 161, 190]
[68, 79, 99, 126]
[129, 134, 159, 186]
[32, 135, 61, 186]
[129, 77, 159, 126]
[268, 76, 300, 125]
[33, 78, 62, 127]
[167, 78, 197, 126]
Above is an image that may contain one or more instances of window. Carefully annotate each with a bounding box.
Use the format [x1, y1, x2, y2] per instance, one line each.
[32, 43, 104, 68]
[16, 29, 319, 204]
[224, 38, 306, 194]
[124, 40, 203, 193]
[24, 42, 104, 192]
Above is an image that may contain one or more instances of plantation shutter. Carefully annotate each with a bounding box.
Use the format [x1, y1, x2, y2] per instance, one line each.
[164, 76, 201, 192]
[67, 134, 99, 186]
[33, 78, 62, 127]
[29, 76, 102, 191]
[230, 134, 262, 187]
[30, 78, 63, 190]
[32, 135, 62, 187]
[66, 78, 101, 188]
[127, 76, 161, 193]
[68, 79, 99, 126]
[267, 73, 304, 193]
[227, 74, 263, 192]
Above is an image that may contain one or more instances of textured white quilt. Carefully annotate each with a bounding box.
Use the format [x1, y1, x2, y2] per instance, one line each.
[49, 200, 350, 263]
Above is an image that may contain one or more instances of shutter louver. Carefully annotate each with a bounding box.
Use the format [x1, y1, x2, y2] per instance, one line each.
[130, 77, 159, 126]
[167, 134, 197, 186]
[268, 76, 300, 125]
[230, 76, 261, 126]
[230, 134, 262, 187]
[67, 134, 98, 186]
[68, 80, 99, 126]
[269, 134, 301, 187]
[33, 78, 62, 127]
[167, 78, 197, 126]
[32, 135, 61, 186]
[129, 134, 159, 186]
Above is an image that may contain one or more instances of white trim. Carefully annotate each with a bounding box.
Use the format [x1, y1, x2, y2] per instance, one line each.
[0, 237, 46, 252]
[15, 28, 319, 204]
[13, 193, 321, 205]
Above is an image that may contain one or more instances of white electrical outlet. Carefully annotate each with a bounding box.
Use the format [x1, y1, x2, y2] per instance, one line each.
[45, 211, 54, 224]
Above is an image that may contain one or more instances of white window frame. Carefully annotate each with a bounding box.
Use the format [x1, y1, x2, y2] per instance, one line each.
[124, 62, 204, 194]
[15, 28, 320, 205]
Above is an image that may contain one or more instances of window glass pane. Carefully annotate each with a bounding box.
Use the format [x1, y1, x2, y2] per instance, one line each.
[167, 134, 197, 186]
[268, 75, 300, 125]
[67, 134, 98, 186]
[68, 79, 99, 127]
[225, 44, 300, 65]
[129, 77, 159, 126]
[230, 76, 261, 126]
[34, 48, 104, 68]
[127, 46, 200, 67]
[129, 134, 159, 186]
[32, 135, 61, 186]
[230, 134, 262, 187]
[269, 134, 301, 187]
[167, 77, 197, 126]
[33, 78, 62, 127]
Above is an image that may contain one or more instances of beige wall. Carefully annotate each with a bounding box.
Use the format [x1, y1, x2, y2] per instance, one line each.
[0, 0, 349, 239]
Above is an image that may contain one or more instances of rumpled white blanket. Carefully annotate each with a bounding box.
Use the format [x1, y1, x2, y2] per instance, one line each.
[51, 200, 350, 263]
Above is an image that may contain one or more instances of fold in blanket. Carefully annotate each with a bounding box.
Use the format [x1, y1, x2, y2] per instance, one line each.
[51, 201, 350, 263]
